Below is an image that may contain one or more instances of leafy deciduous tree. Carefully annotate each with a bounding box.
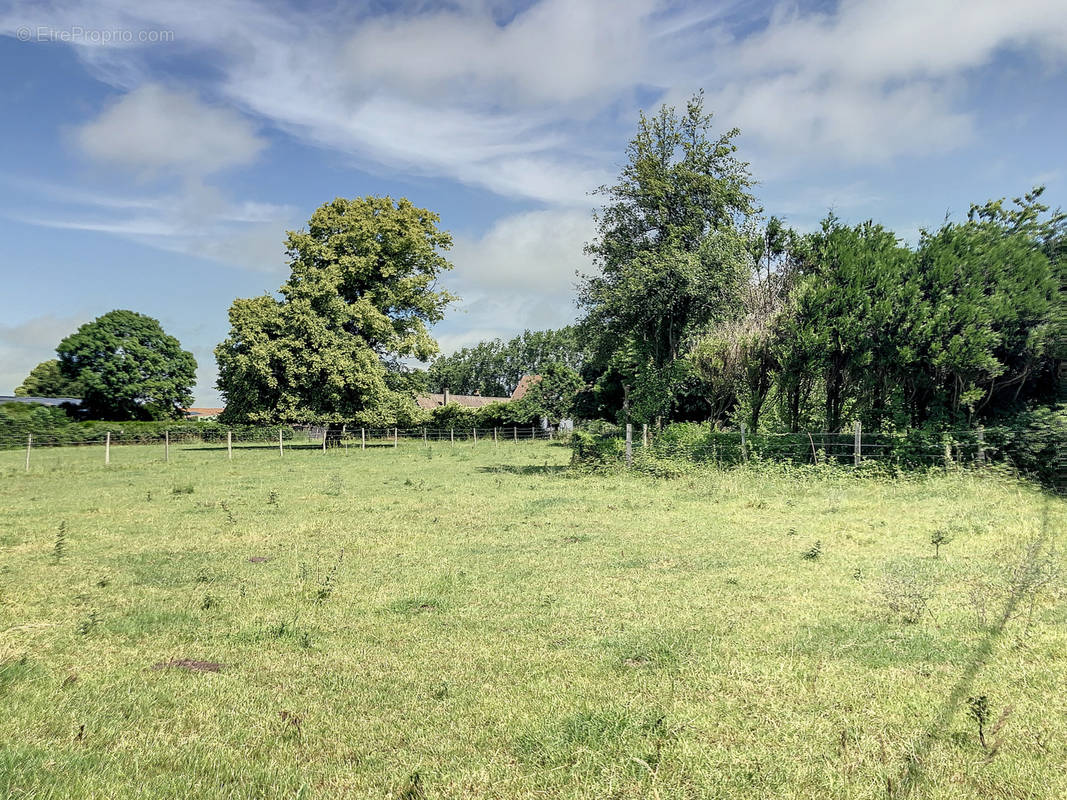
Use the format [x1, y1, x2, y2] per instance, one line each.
[215, 196, 456, 425]
[57, 310, 196, 420]
[15, 359, 84, 398]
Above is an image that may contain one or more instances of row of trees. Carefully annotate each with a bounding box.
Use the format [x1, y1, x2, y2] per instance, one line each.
[427, 327, 583, 397]
[571, 93, 1064, 433]
[12, 92, 1062, 435]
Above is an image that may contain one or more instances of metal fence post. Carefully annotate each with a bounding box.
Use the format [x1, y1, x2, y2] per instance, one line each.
[229, 430, 234, 460]
[25, 433, 31, 472]
[105, 431, 111, 465]
[740, 424, 747, 462]
[853, 420, 861, 467]
[976, 426, 985, 465]
[625, 423, 633, 467]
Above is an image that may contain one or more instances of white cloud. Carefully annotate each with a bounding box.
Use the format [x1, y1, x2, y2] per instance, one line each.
[75, 84, 266, 177]
[426, 208, 593, 356]
[7, 0, 1067, 197]
[450, 208, 594, 292]
[6, 177, 297, 273]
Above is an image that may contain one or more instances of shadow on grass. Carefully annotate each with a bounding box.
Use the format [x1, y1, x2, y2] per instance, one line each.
[477, 464, 569, 475]
[181, 443, 399, 452]
[889, 501, 1055, 799]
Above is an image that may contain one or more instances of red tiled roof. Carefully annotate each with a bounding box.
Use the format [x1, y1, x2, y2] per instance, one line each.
[184, 407, 225, 417]
[510, 374, 542, 401]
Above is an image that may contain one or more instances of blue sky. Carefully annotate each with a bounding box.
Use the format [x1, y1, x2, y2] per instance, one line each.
[1, 0, 1065, 405]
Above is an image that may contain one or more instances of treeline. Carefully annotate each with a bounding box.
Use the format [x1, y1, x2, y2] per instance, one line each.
[684, 195, 1064, 433]
[570, 94, 1064, 435]
[427, 327, 583, 396]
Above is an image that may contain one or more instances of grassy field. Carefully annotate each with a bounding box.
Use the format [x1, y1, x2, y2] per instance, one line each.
[1, 440, 1065, 799]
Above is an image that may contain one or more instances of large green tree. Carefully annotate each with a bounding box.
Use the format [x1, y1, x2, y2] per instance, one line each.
[56, 310, 196, 420]
[579, 92, 756, 422]
[216, 196, 456, 424]
[15, 359, 84, 398]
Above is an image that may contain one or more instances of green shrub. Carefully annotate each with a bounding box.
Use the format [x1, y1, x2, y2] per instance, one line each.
[571, 430, 625, 467]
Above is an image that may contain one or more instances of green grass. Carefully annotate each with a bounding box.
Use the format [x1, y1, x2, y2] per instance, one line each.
[0, 440, 1065, 799]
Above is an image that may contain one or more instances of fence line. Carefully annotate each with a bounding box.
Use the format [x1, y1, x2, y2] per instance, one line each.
[8, 425, 555, 469]
[578, 422, 1060, 486]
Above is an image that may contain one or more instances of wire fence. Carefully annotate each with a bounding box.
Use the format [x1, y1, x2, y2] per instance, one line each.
[3, 423, 555, 466]
[584, 421, 1064, 490]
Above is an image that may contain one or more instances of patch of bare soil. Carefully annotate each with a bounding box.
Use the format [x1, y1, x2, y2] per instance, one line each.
[152, 659, 222, 673]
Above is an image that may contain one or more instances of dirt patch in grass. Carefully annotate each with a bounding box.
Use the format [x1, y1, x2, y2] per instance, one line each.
[248, 556, 270, 563]
[152, 659, 222, 673]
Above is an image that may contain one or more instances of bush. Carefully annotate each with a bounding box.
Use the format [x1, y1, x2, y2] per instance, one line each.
[571, 430, 625, 468]
[0, 403, 297, 448]
[428, 403, 477, 429]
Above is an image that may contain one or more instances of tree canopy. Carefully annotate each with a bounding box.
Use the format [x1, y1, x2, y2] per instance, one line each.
[427, 327, 583, 397]
[215, 196, 456, 424]
[56, 310, 197, 420]
[15, 359, 84, 398]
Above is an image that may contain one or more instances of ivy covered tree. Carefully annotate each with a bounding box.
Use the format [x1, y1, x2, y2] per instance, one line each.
[15, 359, 84, 398]
[56, 310, 196, 420]
[579, 91, 756, 423]
[215, 196, 456, 425]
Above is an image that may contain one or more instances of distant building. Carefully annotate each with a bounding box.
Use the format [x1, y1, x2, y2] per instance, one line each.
[415, 388, 509, 411]
[183, 407, 225, 420]
[416, 376, 542, 411]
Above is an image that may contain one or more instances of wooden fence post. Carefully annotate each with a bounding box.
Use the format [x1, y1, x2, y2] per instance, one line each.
[494, 427, 498, 442]
[473, 428, 477, 445]
[531, 426, 535, 440]
[228, 430, 233, 460]
[642, 423, 648, 448]
[361, 428, 366, 450]
[976, 426, 985, 465]
[423, 427, 427, 443]
[393, 427, 398, 448]
[321, 428, 326, 453]
[853, 420, 862, 467]
[165, 430, 170, 463]
[625, 423, 633, 467]
[450, 428, 455, 446]
[279, 428, 283, 456]
[25, 433, 31, 472]
[105, 431, 111, 465]
[740, 423, 748, 462]
[513, 426, 517, 441]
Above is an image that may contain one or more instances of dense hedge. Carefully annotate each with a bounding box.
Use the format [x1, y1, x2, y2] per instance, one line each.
[0, 403, 296, 447]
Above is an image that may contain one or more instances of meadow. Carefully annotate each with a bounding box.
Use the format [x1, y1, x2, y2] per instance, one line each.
[1, 440, 1064, 799]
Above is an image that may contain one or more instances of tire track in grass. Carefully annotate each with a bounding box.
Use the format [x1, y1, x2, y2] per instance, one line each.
[889, 500, 1057, 799]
